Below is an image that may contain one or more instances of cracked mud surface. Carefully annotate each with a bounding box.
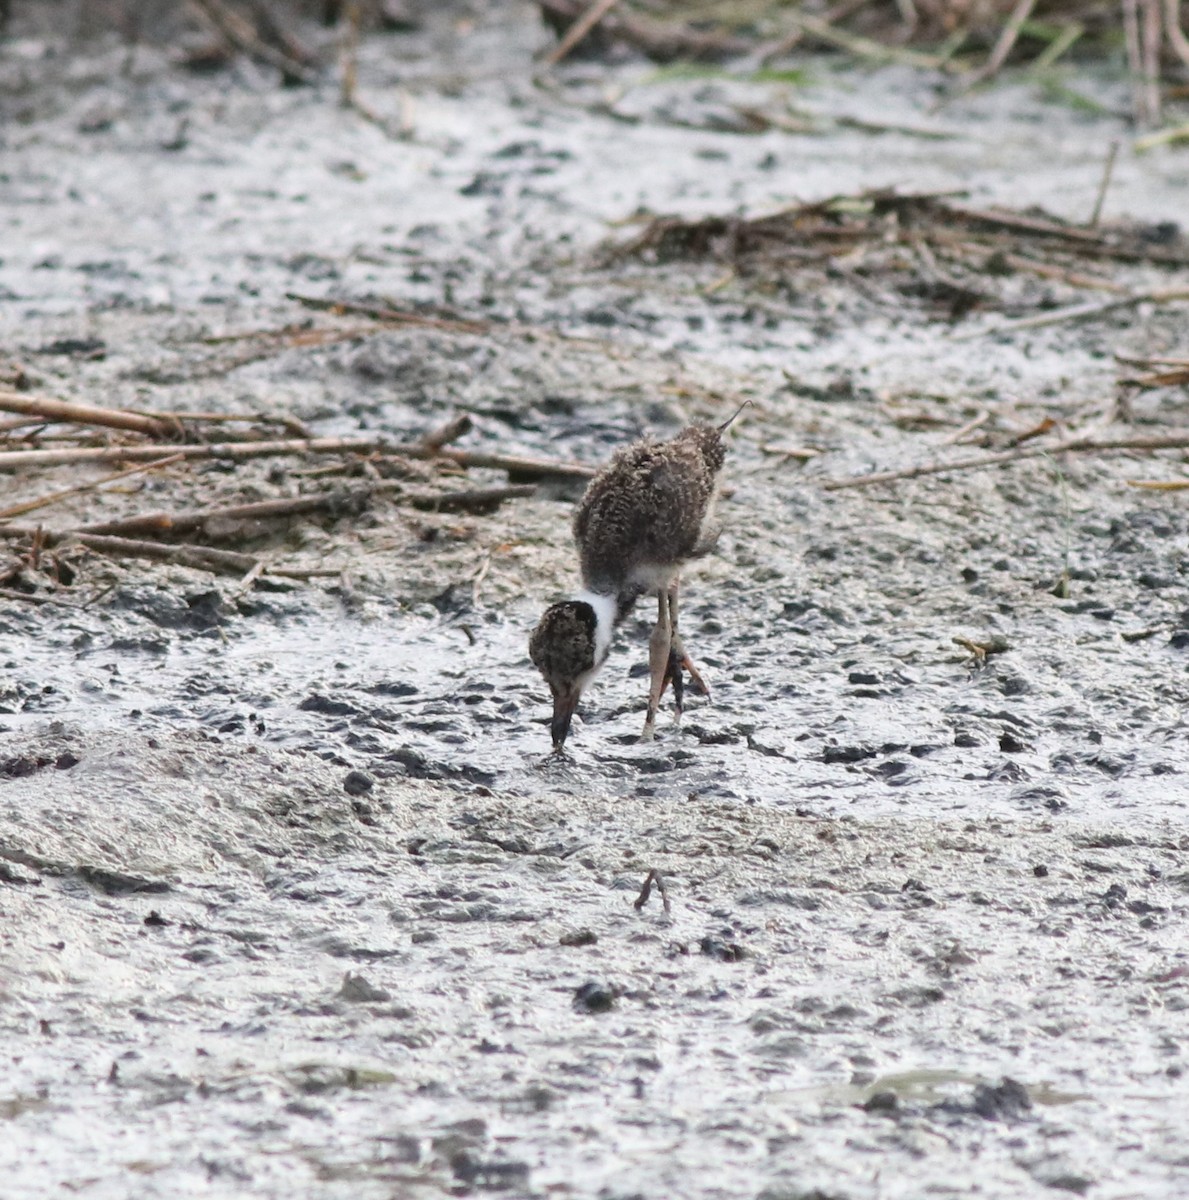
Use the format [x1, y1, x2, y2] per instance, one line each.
[2, 4, 1189, 1197]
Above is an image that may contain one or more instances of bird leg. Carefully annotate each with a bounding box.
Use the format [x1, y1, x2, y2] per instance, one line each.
[661, 583, 709, 722]
[642, 590, 671, 740]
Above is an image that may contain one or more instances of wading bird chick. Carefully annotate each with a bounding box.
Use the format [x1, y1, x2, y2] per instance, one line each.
[529, 408, 743, 751]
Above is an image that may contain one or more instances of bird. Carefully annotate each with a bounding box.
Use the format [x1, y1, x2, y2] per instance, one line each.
[529, 405, 744, 752]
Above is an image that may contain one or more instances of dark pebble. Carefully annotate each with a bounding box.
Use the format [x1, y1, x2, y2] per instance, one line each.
[300, 693, 358, 716]
[343, 769, 374, 796]
[451, 1153, 530, 1189]
[559, 929, 598, 947]
[972, 1077, 1032, 1121]
[573, 981, 618, 1013]
[863, 1091, 899, 1114]
[699, 936, 747, 962]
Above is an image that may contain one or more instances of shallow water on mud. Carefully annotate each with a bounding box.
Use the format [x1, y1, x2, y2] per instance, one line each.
[5, 572, 1188, 826]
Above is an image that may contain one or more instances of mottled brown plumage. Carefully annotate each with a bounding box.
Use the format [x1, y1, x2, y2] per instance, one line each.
[574, 424, 725, 600]
[529, 416, 738, 751]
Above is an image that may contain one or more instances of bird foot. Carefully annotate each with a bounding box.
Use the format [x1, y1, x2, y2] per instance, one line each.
[682, 654, 710, 698]
[663, 647, 685, 718]
[660, 649, 710, 708]
[640, 720, 657, 742]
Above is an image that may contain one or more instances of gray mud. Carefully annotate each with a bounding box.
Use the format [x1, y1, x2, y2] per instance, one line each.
[2, 4, 1189, 1197]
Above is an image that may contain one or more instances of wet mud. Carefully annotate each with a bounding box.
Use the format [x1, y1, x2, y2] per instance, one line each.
[2, 4, 1189, 1197]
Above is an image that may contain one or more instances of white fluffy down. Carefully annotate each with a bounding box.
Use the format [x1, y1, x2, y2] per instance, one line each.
[573, 590, 617, 668]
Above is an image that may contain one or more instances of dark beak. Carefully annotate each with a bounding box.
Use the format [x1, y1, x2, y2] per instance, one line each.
[550, 687, 580, 751]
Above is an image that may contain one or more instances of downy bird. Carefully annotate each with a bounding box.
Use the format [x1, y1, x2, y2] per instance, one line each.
[529, 405, 745, 751]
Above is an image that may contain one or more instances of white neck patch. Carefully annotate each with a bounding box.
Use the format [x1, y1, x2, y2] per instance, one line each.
[574, 590, 617, 666]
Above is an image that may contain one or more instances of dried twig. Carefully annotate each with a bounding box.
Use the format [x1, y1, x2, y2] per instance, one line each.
[544, 0, 620, 65]
[286, 292, 490, 335]
[0, 454, 184, 521]
[421, 413, 474, 452]
[537, 0, 750, 62]
[0, 485, 532, 547]
[471, 553, 492, 608]
[959, 0, 1038, 91]
[339, 0, 360, 106]
[0, 587, 77, 606]
[1118, 365, 1189, 387]
[1143, 0, 1163, 125]
[0, 390, 170, 439]
[62, 533, 262, 576]
[0, 434, 595, 480]
[430, 448, 594, 479]
[633, 868, 671, 914]
[823, 429, 1189, 490]
[187, 0, 319, 85]
[770, 9, 945, 68]
[758, 0, 875, 63]
[0, 437, 382, 471]
[939, 410, 990, 445]
[69, 489, 372, 540]
[989, 252, 1128, 295]
[1088, 140, 1121, 228]
[1, 530, 336, 580]
[1135, 121, 1189, 152]
[407, 484, 537, 513]
[951, 287, 1189, 340]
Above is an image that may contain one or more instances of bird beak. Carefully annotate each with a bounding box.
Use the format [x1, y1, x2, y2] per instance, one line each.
[717, 399, 752, 432]
[550, 686, 581, 751]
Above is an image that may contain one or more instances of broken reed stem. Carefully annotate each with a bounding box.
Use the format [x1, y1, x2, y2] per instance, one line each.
[545, 0, 620, 65]
[68, 533, 261, 575]
[421, 413, 474, 452]
[72, 489, 373, 539]
[537, 0, 752, 60]
[1166, 0, 1189, 66]
[1123, 0, 1143, 84]
[823, 429, 1189, 490]
[1142, 0, 1163, 125]
[0, 390, 171, 439]
[1119, 366, 1189, 387]
[951, 287, 1189, 340]
[0, 587, 76, 606]
[1115, 352, 1189, 367]
[2, 530, 338, 579]
[992, 251, 1128, 294]
[962, 0, 1038, 89]
[286, 292, 490, 335]
[759, 0, 875, 63]
[340, 0, 360, 107]
[0, 483, 535, 553]
[0, 437, 380, 471]
[431, 447, 594, 478]
[0, 434, 594, 479]
[0, 454, 185, 521]
[773, 9, 945, 67]
[187, 0, 319, 85]
[407, 484, 537, 512]
[1088, 140, 1120, 228]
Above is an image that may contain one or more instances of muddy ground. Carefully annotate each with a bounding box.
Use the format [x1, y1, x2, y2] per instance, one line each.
[2, 3, 1189, 1197]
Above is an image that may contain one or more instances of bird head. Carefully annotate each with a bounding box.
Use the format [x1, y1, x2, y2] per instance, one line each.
[529, 594, 615, 751]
